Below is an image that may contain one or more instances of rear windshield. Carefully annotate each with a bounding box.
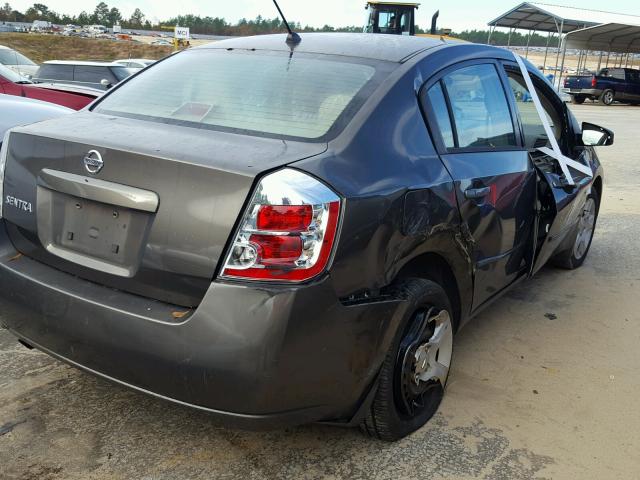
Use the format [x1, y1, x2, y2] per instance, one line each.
[0, 63, 27, 82]
[94, 49, 379, 139]
[0, 49, 36, 66]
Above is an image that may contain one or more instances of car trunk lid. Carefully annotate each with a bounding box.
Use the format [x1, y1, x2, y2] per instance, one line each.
[2, 112, 327, 306]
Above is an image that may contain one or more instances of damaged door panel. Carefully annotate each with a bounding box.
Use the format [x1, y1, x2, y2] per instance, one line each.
[420, 61, 537, 309]
[501, 62, 593, 273]
[530, 151, 592, 274]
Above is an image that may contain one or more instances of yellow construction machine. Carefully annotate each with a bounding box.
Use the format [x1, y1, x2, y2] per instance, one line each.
[363, 1, 459, 40]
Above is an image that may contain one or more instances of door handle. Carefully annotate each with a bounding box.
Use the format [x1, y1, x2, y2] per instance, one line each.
[464, 186, 491, 199]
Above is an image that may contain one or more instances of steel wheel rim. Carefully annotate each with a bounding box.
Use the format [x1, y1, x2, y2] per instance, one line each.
[604, 92, 614, 104]
[397, 308, 453, 417]
[573, 197, 596, 259]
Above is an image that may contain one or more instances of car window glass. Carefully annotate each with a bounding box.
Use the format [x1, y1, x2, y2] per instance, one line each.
[612, 69, 625, 80]
[111, 66, 134, 81]
[38, 64, 73, 81]
[0, 63, 26, 82]
[74, 66, 114, 83]
[0, 49, 36, 66]
[95, 49, 378, 140]
[442, 64, 516, 149]
[399, 12, 411, 34]
[425, 82, 455, 149]
[506, 70, 562, 150]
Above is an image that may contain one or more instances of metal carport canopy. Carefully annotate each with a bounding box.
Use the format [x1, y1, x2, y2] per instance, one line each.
[564, 23, 640, 53]
[488, 2, 640, 33]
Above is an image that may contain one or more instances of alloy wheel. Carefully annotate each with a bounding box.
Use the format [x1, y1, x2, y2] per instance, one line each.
[573, 197, 596, 260]
[604, 91, 614, 105]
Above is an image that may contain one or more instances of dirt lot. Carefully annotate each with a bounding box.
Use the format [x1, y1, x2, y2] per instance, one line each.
[0, 33, 174, 62]
[0, 103, 638, 479]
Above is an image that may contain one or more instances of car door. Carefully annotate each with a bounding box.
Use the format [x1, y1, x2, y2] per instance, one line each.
[0, 77, 19, 96]
[500, 61, 593, 274]
[627, 70, 640, 102]
[421, 60, 537, 309]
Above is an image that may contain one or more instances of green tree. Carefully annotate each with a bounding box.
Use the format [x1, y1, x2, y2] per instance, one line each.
[128, 7, 145, 27]
[77, 10, 90, 25]
[0, 2, 12, 21]
[107, 7, 121, 26]
[92, 1, 109, 24]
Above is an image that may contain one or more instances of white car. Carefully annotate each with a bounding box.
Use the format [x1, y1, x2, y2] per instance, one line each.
[114, 58, 156, 69]
[0, 94, 71, 139]
[0, 46, 39, 77]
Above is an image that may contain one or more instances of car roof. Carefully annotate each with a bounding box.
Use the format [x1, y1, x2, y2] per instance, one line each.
[198, 33, 451, 63]
[42, 60, 123, 67]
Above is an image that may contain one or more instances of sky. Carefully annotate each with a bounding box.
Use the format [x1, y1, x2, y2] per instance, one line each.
[7, 0, 640, 32]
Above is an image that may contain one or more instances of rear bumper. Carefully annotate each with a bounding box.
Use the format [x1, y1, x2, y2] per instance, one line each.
[567, 88, 602, 97]
[0, 222, 406, 428]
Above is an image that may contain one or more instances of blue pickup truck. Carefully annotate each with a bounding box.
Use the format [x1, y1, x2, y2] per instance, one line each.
[564, 67, 640, 105]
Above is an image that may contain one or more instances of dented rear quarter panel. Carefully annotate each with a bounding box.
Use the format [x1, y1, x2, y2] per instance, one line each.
[294, 50, 474, 325]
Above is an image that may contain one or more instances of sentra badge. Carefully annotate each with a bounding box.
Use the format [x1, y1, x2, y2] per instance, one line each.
[5, 195, 32, 213]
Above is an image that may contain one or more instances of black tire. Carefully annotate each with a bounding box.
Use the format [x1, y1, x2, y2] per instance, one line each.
[599, 89, 615, 105]
[571, 95, 586, 104]
[360, 278, 455, 441]
[553, 190, 599, 269]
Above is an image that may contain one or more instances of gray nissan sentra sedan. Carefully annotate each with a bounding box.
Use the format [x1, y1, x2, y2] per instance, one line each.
[0, 33, 612, 440]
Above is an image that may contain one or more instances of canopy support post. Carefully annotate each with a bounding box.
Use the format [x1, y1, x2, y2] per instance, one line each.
[542, 32, 552, 72]
[525, 29, 534, 58]
[553, 19, 564, 78]
[557, 40, 567, 92]
[597, 50, 603, 72]
[487, 25, 495, 44]
[507, 27, 513, 47]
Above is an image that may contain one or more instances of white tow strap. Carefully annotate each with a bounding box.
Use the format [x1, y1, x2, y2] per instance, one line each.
[513, 53, 592, 186]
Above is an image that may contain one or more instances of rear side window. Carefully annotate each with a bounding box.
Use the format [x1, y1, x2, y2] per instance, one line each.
[442, 64, 516, 149]
[94, 49, 378, 140]
[74, 66, 115, 83]
[425, 82, 455, 149]
[599, 68, 625, 80]
[38, 64, 73, 81]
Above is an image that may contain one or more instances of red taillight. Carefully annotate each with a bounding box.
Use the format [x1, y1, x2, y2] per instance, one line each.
[591, 76, 597, 88]
[221, 169, 341, 282]
[250, 234, 303, 266]
[256, 205, 312, 232]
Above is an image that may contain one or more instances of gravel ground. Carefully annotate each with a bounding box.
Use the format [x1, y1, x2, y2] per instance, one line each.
[1, 103, 638, 480]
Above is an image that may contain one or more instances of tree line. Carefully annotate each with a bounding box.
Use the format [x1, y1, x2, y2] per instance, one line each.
[0, 2, 554, 46]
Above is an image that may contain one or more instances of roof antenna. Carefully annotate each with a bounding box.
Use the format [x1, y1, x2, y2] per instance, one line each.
[272, 0, 301, 45]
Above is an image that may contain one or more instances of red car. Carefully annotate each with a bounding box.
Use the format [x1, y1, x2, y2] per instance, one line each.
[0, 64, 99, 110]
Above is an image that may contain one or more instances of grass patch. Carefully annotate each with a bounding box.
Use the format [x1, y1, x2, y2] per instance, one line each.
[0, 33, 173, 63]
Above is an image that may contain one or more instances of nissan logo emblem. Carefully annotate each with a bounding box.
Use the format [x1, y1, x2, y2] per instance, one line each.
[83, 150, 104, 174]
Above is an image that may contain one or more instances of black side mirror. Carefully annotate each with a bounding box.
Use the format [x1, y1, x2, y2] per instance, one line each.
[581, 122, 614, 146]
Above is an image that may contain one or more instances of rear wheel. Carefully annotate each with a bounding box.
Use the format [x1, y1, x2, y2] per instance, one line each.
[553, 191, 599, 269]
[361, 278, 454, 441]
[571, 95, 586, 104]
[599, 89, 615, 105]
